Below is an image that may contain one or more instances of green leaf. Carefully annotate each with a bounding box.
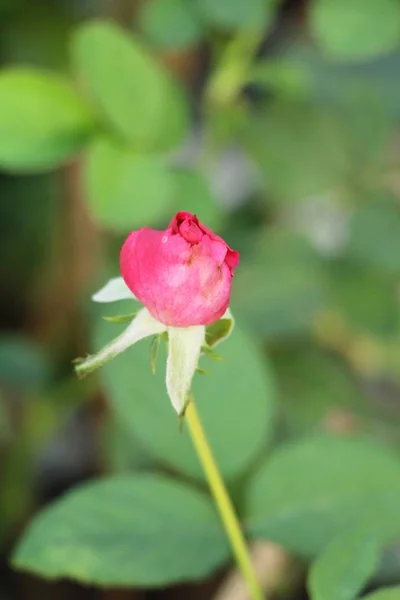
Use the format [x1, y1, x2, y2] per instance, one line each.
[71, 21, 189, 150]
[347, 194, 400, 274]
[12, 474, 229, 586]
[84, 137, 175, 231]
[325, 261, 400, 339]
[308, 526, 381, 600]
[0, 335, 51, 392]
[271, 346, 369, 436]
[364, 588, 400, 600]
[310, 0, 400, 60]
[140, 0, 204, 50]
[244, 102, 349, 201]
[0, 69, 95, 172]
[95, 303, 275, 481]
[196, 0, 275, 30]
[246, 436, 400, 556]
[171, 169, 222, 231]
[232, 231, 325, 336]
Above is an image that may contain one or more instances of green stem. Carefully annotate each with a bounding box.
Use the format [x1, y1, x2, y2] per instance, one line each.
[185, 397, 264, 600]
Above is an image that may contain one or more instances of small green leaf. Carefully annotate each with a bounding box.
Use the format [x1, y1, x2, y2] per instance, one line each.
[310, 0, 400, 60]
[201, 345, 223, 361]
[0, 69, 95, 172]
[308, 526, 381, 600]
[71, 21, 189, 150]
[102, 312, 137, 324]
[205, 309, 234, 348]
[84, 137, 175, 231]
[12, 474, 229, 586]
[196, 367, 210, 375]
[141, 0, 204, 50]
[363, 588, 400, 600]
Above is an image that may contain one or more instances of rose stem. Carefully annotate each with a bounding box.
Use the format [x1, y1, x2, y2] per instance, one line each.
[185, 397, 264, 600]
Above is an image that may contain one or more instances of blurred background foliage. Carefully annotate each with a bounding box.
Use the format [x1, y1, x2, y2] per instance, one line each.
[1, 0, 400, 599]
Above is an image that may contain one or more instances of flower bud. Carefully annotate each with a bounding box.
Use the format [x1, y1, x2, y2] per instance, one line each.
[120, 211, 239, 327]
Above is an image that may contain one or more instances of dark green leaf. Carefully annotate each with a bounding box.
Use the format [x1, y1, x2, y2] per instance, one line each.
[0, 69, 95, 172]
[13, 474, 229, 586]
[71, 21, 189, 150]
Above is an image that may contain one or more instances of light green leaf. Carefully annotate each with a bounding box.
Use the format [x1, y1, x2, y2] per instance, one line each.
[141, 0, 204, 50]
[308, 526, 381, 600]
[310, 0, 400, 60]
[12, 474, 229, 586]
[0, 69, 95, 172]
[84, 137, 175, 231]
[71, 21, 189, 150]
[364, 588, 400, 600]
[95, 302, 275, 481]
[246, 436, 400, 556]
[196, 0, 275, 30]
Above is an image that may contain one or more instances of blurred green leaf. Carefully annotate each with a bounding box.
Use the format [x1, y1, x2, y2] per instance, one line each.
[171, 169, 222, 230]
[364, 588, 400, 600]
[325, 261, 399, 339]
[0, 336, 51, 392]
[95, 303, 275, 481]
[140, 0, 204, 50]
[13, 474, 229, 586]
[309, 0, 400, 60]
[347, 194, 400, 274]
[0, 69, 95, 172]
[244, 102, 349, 201]
[84, 137, 175, 231]
[271, 347, 368, 435]
[71, 21, 189, 150]
[308, 526, 381, 600]
[246, 436, 400, 556]
[232, 231, 325, 336]
[196, 0, 275, 30]
[249, 60, 311, 99]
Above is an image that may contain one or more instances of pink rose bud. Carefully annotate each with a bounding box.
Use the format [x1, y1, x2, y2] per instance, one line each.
[120, 211, 239, 327]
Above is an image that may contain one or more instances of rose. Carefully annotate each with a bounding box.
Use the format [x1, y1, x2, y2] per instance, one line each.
[75, 212, 238, 414]
[120, 211, 239, 327]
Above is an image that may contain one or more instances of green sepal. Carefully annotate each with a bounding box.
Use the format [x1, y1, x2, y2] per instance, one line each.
[102, 312, 138, 324]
